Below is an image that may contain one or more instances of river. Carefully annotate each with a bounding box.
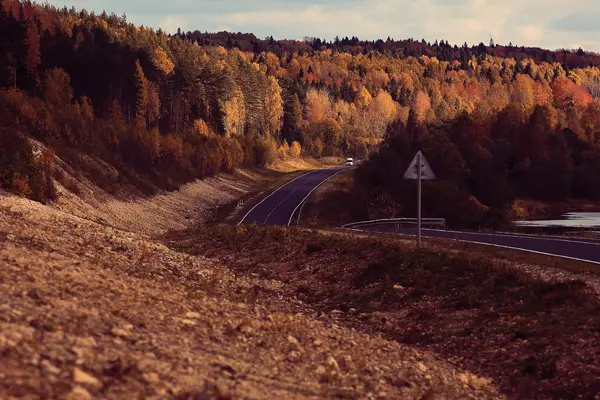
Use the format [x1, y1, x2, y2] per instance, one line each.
[515, 212, 600, 228]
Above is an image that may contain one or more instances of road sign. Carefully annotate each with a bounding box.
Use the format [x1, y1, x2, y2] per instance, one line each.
[403, 151, 436, 249]
[403, 151, 435, 180]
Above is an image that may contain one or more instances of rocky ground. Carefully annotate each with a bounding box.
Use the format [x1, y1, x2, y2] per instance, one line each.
[0, 192, 502, 399]
[169, 225, 600, 399]
[52, 167, 263, 237]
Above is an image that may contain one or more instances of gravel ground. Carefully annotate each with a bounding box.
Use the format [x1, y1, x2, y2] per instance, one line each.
[0, 192, 503, 399]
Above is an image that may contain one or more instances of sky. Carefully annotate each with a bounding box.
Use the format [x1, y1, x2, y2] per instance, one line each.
[51, 0, 600, 52]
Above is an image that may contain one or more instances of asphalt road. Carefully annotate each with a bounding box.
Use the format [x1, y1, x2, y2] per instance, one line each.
[239, 167, 347, 226]
[354, 225, 600, 264]
[239, 167, 600, 264]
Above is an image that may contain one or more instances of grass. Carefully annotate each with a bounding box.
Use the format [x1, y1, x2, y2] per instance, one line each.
[323, 228, 600, 276]
[164, 224, 600, 399]
[298, 169, 356, 227]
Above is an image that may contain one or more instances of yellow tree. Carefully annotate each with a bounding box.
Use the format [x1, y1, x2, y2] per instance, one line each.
[287, 58, 302, 79]
[194, 119, 213, 136]
[289, 141, 302, 157]
[222, 87, 246, 137]
[305, 88, 331, 124]
[354, 86, 373, 109]
[265, 75, 283, 136]
[150, 47, 174, 76]
[511, 74, 536, 121]
[412, 90, 431, 124]
[369, 91, 398, 138]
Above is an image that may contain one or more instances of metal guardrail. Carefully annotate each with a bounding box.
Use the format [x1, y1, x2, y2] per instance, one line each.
[343, 218, 446, 229]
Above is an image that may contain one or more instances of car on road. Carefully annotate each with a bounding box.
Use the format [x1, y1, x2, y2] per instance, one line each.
[346, 157, 354, 166]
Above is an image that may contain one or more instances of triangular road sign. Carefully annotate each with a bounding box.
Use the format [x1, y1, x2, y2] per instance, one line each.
[403, 151, 436, 180]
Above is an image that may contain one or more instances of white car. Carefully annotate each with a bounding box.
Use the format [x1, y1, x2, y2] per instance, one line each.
[346, 158, 354, 166]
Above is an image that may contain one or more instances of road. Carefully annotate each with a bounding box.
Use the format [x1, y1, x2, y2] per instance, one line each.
[239, 167, 347, 226]
[352, 225, 600, 264]
[239, 167, 600, 264]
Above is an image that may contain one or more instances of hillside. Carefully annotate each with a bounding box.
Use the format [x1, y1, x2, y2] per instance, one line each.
[167, 225, 600, 399]
[0, 190, 503, 400]
[3, 1, 600, 399]
[2, 0, 600, 225]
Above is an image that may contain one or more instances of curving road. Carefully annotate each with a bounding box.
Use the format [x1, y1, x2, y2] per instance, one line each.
[239, 167, 347, 226]
[239, 167, 600, 264]
[348, 225, 600, 265]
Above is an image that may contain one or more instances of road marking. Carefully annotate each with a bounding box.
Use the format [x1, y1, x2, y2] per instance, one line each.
[288, 168, 347, 226]
[262, 176, 311, 224]
[237, 170, 314, 225]
[342, 228, 600, 265]
[263, 168, 336, 224]
[423, 228, 600, 247]
[291, 169, 333, 225]
[442, 238, 600, 266]
[493, 230, 600, 244]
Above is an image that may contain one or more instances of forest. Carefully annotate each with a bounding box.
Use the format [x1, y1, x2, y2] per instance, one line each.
[1, 0, 600, 227]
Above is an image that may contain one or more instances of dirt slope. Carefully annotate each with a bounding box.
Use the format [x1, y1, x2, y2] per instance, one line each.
[168, 225, 600, 399]
[0, 192, 502, 399]
[52, 168, 263, 237]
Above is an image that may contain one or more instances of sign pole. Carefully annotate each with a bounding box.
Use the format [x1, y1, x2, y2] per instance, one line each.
[403, 150, 434, 249]
[417, 152, 422, 249]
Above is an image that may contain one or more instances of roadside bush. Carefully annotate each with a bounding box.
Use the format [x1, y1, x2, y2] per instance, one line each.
[0, 128, 57, 202]
[255, 136, 278, 167]
[289, 140, 302, 158]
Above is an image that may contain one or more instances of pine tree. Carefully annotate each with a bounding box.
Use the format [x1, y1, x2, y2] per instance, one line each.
[24, 22, 40, 90]
[134, 59, 148, 129]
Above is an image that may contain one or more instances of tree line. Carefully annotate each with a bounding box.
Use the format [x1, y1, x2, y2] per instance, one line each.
[1, 0, 600, 218]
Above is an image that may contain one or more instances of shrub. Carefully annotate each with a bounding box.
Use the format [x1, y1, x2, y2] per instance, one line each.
[255, 136, 278, 167]
[277, 141, 290, 160]
[289, 140, 302, 158]
[11, 172, 32, 198]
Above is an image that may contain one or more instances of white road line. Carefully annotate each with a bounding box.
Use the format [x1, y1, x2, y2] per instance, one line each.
[423, 228, 600, 247]
[263, 168, 333, 224]
[442, 238, 600, 266]
[288, 168, 347, 226]
[237, 170, 314, 225]
[262, 178, 309, 224]
[493, 230, 600, 243]
[343, 228, 600, 265]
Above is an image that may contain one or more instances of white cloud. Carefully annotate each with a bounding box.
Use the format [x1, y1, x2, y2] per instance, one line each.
[49, 0, 600, 51]
[519, 26, 543, 42]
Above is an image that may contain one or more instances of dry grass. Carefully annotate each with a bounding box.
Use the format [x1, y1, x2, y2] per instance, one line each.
[49, 164, 304, 236]
[426, 236, 600, 275]
[166, 224, 600, 399]
[299, 169, 355, 226]
[324, 228, 600, 277]
[0, 191, 501, 400]
[267, 156, 345, 173]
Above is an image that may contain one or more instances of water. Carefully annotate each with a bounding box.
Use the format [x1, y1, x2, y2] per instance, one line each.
[515, 212, 600, 228]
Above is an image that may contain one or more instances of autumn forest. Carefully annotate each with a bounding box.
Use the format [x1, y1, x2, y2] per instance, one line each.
[2, 0, 600, 227]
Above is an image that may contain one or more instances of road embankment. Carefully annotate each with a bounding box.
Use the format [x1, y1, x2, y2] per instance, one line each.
[166, 224, 600, 400]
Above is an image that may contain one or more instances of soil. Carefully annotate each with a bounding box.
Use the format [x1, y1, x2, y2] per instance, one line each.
[52, 167, 266, 237]
[168, 225, 600, 400]
[0, 191, 502, 399]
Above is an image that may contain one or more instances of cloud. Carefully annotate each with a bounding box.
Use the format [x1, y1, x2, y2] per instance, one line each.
[519, 26, 543, 42]
[49, 0, 600, 51]
[551, 13, 600, 32]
